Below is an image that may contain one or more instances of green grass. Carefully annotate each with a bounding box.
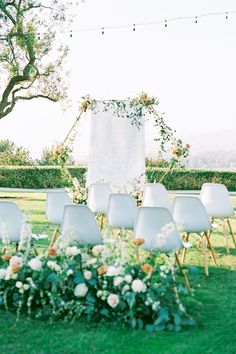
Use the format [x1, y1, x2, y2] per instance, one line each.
[0, 192, 236, 354]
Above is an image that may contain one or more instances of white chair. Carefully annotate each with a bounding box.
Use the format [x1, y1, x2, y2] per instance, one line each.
[88, 183, 112, 214]
[87, 183, 112, 229]
[46, 191, 72, 225]
[200, 183, 236, 254]
[61, 205, 103, 245]
[107, 194, 138, 230]
[134, 206, 191, 290]
[142, 183, 172, 213]
[0, 201, 24, 245]
[173, 196, 217, 276]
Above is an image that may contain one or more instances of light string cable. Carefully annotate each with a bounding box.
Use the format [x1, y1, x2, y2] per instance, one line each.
[67, 9, 236, 36]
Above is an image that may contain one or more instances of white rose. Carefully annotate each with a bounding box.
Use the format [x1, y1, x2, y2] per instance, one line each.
[47, 261, 61, 272]
[113, 276, 124, 287]
[15, 281, 23, 289]
[10, 256, 23, 267]
[131, 279, 145, 293]
[106, 266, 121, 277]
[86, 258, 97, 266]
[96, 290, 103, 297]
[28, 258, 42, 271]
[92, 245, 106, 256]
[66, 269, 73, 276]
[121, 284, 130, 294]
[65, 246, 81, 257]
[84, 270, 92, 280]
[0, 269, 7, 280]
[74, 283, 88, 297]
[23, 284, 30, 291]
[124, 274, 132, 283]
[107, 294, 119, 308]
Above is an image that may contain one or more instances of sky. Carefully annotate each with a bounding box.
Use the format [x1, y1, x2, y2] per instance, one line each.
[1, 0, 236, 161]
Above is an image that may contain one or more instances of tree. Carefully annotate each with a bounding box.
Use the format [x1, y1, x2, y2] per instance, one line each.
[0, 139, 33, 165]
[0, 0, 77, 119]
[38, 143, 75, 166]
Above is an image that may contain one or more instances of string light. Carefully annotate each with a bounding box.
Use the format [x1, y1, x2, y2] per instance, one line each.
[35, 10, 236, 38]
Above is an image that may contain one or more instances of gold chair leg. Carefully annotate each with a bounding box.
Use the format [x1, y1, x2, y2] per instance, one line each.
[99, 214, 105, 230]
[49, 227, 60, 248]
[204, 231, 217, 266]
[201, 235, 209, 276]
[175, 252, 191, 292]
[181, 233, 189, 264]
[208, 218, 214, 239]
[223, 219, 230, 255]
[227, 219, 236, 248]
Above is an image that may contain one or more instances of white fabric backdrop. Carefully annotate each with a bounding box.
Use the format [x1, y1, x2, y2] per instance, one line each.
[86, 101, 145, 191]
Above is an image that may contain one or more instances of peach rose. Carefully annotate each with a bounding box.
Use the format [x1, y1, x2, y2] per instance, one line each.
[98, 266, 108, 276]
[141, 263, 154, 274]
[2, 253, 11, 261]
[47, 247, 57, 257]
[133, 238, 145, 246]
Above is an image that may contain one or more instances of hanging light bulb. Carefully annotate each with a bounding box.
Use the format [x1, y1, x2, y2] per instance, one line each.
[133, 24, 136, 32]
[195, 16, 198, 24]
[164, 20, 167, 28]
[70, 30, 73, 38]
[102, 27, 105, 35]
[226, 12, 228, 20]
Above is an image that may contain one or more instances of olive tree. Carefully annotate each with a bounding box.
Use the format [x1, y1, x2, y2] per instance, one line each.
[0, 0, 77, 119]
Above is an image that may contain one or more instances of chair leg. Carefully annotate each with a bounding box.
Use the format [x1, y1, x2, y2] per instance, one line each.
[223, 219, 230, 255]
[181, 233, 189, 264]
[49, 227, 60, 248]
[204, 231, 217, 266]
[99, 214, 105, 230]
[208, 218, 214, 239]
[175, 252, 191, 292]
[227, 219, 236, 248]
[201, 235, 209, 276]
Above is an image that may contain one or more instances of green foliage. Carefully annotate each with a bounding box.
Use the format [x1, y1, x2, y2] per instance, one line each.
[0, 139, 33, 166]
[1, 166, 236, 191]
[38, 145, 75, 166]
[146, 168, 236, 191]
[0, 166, 86, 188]
[0, 0, 77, 119]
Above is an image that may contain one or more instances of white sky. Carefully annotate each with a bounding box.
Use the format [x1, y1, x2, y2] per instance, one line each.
[1, 0, 236, 160]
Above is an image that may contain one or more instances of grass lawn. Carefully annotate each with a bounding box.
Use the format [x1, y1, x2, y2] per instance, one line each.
[0, 192, 236, 354]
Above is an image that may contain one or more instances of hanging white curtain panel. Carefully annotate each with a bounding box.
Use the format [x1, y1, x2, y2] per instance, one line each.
[86, 101, 145, 191]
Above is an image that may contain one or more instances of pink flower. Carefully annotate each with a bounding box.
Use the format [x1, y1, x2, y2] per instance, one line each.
[107, 294, 119, 308]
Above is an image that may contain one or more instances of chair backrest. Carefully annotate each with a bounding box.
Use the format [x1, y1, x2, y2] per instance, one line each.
[134, 207, 182, 252]
[108, 193, 138, 229]
[200, 183, 234, 218]
[87, 183, 112, 214]
[173, 196, 211, 233]
[142, 183, 172, 212]
[0, 201, 24, 242]
[46, 191, 72, 225]
[61, 205, 103, 245]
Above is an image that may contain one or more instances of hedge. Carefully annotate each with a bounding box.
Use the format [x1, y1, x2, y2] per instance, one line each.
[0, 166, 236, 191]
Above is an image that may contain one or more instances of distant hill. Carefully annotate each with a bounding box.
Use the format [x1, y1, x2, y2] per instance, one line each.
[183, 130, 236, 169]
[183, 130, 236, 154]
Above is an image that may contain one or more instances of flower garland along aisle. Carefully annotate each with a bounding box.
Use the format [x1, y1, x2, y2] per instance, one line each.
[0, 228, 198, 330]
[52, 92, 190, 204]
